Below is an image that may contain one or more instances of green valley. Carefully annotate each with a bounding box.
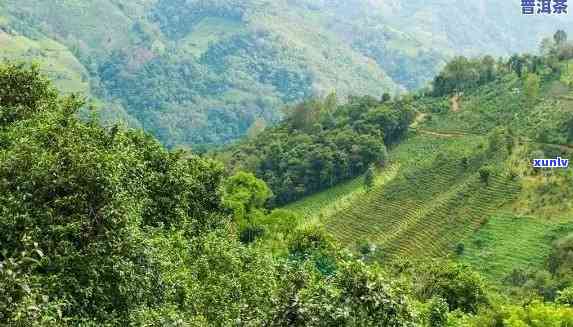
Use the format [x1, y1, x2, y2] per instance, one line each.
[4, 1, 573, 325]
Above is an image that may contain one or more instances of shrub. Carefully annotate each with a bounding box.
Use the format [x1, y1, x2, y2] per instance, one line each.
[460, 157, 469, 170]
[288, 226, 336, 260]
[239, 224, 266, 244]
[455, 243, 465, 256]
[223, 171, 272, 220]
[292, 261, 415, 326]
[557, 287, 573, 306]
[0, 62, 59, 125]
[504, 268, 530, 287]
[503, 302, 573, 326]
[416, 261, 489, 314]
[427, 297, 449, 327]
[524, 270, 560, 301]
[479, 166, 492, 185]
[548, 233, 573, 277]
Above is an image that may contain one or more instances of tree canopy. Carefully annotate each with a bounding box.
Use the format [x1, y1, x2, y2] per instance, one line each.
[0, 62, 420, 326]
[216, 95, 412, 206]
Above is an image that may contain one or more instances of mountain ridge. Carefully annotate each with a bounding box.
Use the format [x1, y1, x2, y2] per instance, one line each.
[1, 0, 571, 147]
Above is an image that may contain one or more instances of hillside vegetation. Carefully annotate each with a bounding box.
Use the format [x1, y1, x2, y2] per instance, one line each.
[0, 62, 422, 326]
[215, 94, 413, 205]
[221, 31, 573, 262]
[1, 0, 571, 147]
[5, 28, 573, 325]
[263, 32, 573, 313]
[6, 60, 573, 326]
[0, 30, 88, 94]
[4, 1, 573, 322]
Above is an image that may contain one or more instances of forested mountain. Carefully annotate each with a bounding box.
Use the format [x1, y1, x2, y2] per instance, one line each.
[5, 34, 573, 324]
[1, 0, 571, 147]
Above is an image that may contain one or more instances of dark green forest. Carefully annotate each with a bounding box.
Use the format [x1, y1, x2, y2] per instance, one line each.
[216, 94, 413, 205]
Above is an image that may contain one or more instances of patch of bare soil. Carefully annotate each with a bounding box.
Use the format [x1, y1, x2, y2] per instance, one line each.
[451, 94, 461, 112]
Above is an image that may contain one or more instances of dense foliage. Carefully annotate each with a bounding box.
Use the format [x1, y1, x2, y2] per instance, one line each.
[96, 33, 314, 147]
[431, 31, 573, 98]
[216, 94, 414, 205]
[0, 62, 425, 326]
[431, 55, 498, 96]
[0, 62, 230, 324]
[4, 40, 573, 323]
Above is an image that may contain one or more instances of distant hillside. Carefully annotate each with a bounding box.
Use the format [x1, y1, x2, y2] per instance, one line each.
[1, 0, 571, 147]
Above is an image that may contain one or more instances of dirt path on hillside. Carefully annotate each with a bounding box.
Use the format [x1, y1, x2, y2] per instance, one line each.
[451, 94, 461, 112]
[410, 113, 428, 129]
[523, 139, 573, 152]
[415, 128, 469, 138]
[413, 127, 573, 152]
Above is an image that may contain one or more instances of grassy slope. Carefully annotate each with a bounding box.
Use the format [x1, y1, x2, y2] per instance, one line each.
[421, 62, 573, 144]
[181, 17, 248, 58]
[284, 164, 400, 226]
[0, 31, 88, 94]
[459, 213, 573, 281]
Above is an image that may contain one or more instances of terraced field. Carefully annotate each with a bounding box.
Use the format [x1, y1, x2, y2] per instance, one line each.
[382, 173, 521, 258]
[460, 214, 573, 281]
[325, 132, 522, 259]
[283, 164, 400, 225]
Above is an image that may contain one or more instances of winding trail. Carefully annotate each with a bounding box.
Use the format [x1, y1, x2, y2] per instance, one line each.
[409, 111, 573, 151]
[451, 94, 461, 112]
[410, 125, 573, 152]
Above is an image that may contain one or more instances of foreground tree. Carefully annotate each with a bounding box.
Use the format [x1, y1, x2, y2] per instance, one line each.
[223, 171, 272, 220]
[0, 62, 232, 324]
